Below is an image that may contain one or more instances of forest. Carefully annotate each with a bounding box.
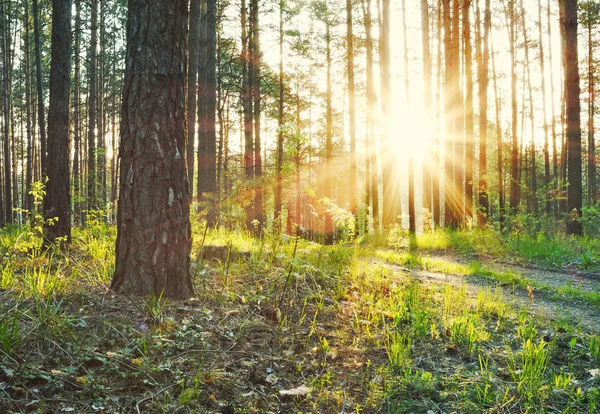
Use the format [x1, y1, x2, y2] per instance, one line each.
[0, 0, 599, 412]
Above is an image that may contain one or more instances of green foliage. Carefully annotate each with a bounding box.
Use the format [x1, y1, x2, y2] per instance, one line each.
[0, 312, 21, 357]
[447, 313, 489, 353]
[508, 339, 549, 405]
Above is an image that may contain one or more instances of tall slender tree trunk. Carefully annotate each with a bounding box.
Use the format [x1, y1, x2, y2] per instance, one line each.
[491, 30, 505, 228]
[587, 7, 595, 203]
[73, 0, 81, 224]
[362, 0, 378, 231]
[24, 0, 33, 215]
[324, 11, 334, 244]
[560, 0, 583, 235]
[381, 0, 399, 228]
[463, 0, 474, 222]
[1, 2, 13, 224]
[44, 0, 72, 247]
[521, 1, 537, 213]
[538, 0, 550, 214]
[421, 0, 433, 226]
[443, 0, 456, 227]
[187, 0, 200, 195]
[346, 0, 357, 233]
[197, 0, 217, 226]
[97, 0, 106, 211]
[241, 0, 254, 231]
[32, 0, 46, 180]
[433, 0, 441, 227]
[275, 0, 285, 227]
[509, 0, 519, 215]
[477, 0, 491, 226]
[88, 0, 98, 212]
[548, 0, 559, 216]
[400, 0, 414, 232]
[250, 0, 263, 235]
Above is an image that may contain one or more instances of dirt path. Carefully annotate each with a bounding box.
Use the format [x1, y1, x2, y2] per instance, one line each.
[385, 261, 600, 334]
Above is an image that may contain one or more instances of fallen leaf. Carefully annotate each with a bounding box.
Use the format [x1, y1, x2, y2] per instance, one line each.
[266, 374, 278, 384]
[279, 385, 311, 397]
[590, 368, 600, 378]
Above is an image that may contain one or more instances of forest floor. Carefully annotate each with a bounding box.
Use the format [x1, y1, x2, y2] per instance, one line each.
[0, 223, 599, 413]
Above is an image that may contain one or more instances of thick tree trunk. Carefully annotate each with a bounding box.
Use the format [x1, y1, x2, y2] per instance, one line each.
[187, 0, 200, 195]
[43, 0, 72, 247]
[197, 0, 217, 226]
[560, 0, 583, 235]
[111, 0, 193, 299]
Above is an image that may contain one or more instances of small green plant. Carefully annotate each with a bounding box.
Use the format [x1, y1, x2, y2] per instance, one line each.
[588, 335, 600, 362]
[21, 265, 70, 298]
[448, 313, 489, 353]
[143, 290, 168, 324]
[508, 339, 549, 404]
[516, 312, 538, 342]
[387, 332, 412, 373]
[0, 313, 21, 356]
[475, 355, 495, 407]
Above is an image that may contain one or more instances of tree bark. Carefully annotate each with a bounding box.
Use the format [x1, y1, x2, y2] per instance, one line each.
[476, 0, 490, 226]
[87, 0, 98, 212]
[275, 0, 285, 227]
[509, 0, 520, 215]
[1, 2, 13, 224]
[346, 0, 357, 231]
[560, 0, 583, 235]
[241, 0, 254, 231]
[32, 0, 46, 180]
[24, 0, 33, 215]
[421, 0, 433, 225]
[187, 0, 200, 195]
[111, 0, 193, 299]
[197, 0, 217, 226]
[43, 0, 72, 248]
[463, 0, 474, 222]
[250, 0, 263, 235]
[538, 0, 550, 214]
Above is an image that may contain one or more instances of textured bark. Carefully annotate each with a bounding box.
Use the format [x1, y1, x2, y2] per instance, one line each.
[187, 0, 200, 195]
[111, 0, 193, 299]
[87, 0, 98, 211]
[32, 0, 46, 179]
[442, 0, 456, 227]
[521, 0, 536, 214]
[197, 0, 217, 226]
[381, 0, 399, 228]
[560, 0, 583, 235]
[43, 0, 72, 247]
[433, 0, 441, 227]
[401, 0, 415, 233]
[586, 6, 595, 203]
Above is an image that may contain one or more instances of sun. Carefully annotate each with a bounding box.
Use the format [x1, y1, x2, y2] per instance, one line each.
[385, 102, 435, 166]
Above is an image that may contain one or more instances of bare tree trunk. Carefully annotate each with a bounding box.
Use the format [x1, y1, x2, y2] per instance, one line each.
[24, 0, 33, 215]
[538, 0, 550, 214]
[421, 0, 432, 225]
[88, 0, 98, 212]
[509, 0, 519, 215]
[241, 0, 254, 231]
[560, 0, 583, 235]
[324, 9, 333, 244]
[433, 0, 442, 227]
[587, 5, 596, 203]
[198, 0, 217, 226]
[381, 0, 399, 228]
[275, 0, 285, 227]
[463, 0, 474, 222]
[43, 0, 72, 247]
[491, 29, 505, 228]
[73, 0, 81, 224]
[187, 0, 200, 195]
[250, 0, 263, 235]
[1, 2, 12, 224]
[111, 0, 193, 299]
[548, 0, 559, 216]
[346, 0, 357, 232]
[32, 0, 46, 180]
